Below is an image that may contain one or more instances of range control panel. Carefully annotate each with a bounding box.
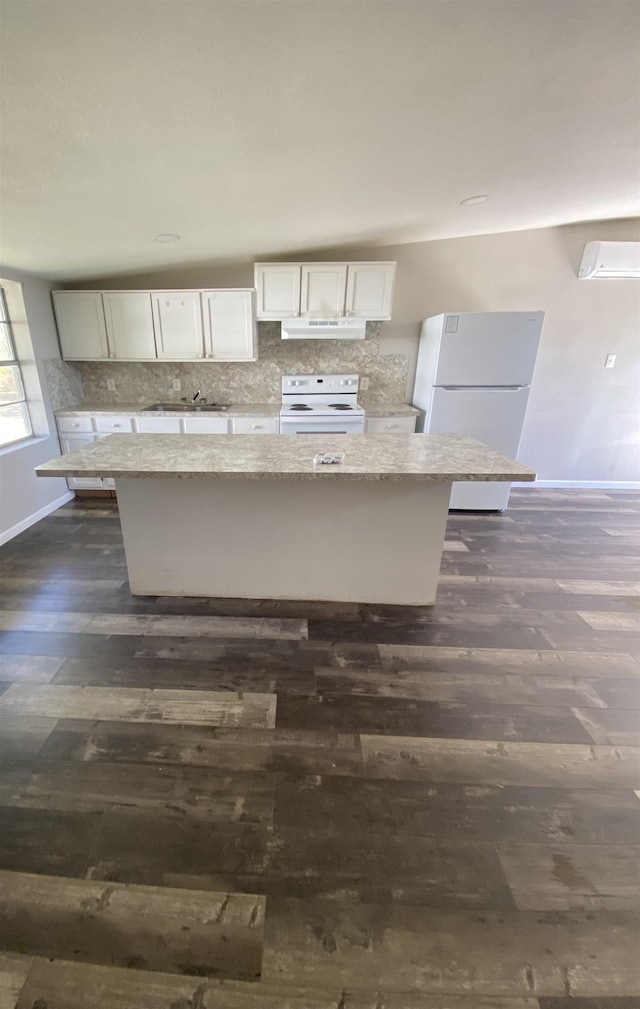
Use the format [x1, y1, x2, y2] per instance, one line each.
[282, 374, 359, 395]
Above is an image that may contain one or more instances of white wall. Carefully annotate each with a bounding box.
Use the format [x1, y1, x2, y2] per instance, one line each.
[0, 268, 70, 544]
[73, 217, 640, 483]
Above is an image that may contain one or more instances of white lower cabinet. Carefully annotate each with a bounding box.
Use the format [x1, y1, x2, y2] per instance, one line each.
[365, 415, 416, 434]
[232, 416, 279, 434]
[95, 415, 135, 434]
[59, 433, 103, 490]
[135, 416, 183, 434]
[182, 416, 229, 434]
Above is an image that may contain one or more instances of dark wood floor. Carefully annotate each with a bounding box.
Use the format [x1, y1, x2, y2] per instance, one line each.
[0, 488, 638, 1007]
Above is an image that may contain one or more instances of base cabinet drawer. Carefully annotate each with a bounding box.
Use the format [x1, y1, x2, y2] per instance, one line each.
[365, 416, 416, 434]
[57, 416, 94, 434]
[95, 415, 135, 433]
[232, 416, 279, 434]
[59, 433, 104, 490]
[183, 416, 229, 434]
[135, 417, 183, 434]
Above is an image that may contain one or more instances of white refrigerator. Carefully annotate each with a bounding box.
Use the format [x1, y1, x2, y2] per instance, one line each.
[413, 311, 544, 511]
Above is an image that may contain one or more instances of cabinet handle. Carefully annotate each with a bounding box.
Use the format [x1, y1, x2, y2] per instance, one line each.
[72, 422, 79, 428]
[385, 424, 397, 430]
[251, 424, 262, 430]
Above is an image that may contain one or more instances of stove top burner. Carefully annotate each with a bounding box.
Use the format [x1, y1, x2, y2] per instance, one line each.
[290, 404, 312, 411]
[329, 403, 353, 410]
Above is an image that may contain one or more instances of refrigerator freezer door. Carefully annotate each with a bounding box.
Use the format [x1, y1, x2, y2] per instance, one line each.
[434, 312, 543, 387]
[428, 386, 532, 510]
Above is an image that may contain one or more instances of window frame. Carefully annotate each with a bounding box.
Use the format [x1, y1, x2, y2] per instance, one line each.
[0, 284, 33, 448]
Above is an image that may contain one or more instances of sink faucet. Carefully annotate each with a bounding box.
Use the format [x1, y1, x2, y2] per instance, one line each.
[192, 390, 203, 402]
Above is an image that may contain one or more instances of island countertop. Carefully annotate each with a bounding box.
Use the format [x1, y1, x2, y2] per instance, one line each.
[36, 433, 536, 483]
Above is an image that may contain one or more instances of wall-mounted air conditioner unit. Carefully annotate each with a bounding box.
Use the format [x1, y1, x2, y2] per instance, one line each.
[578, 241, 640, 279]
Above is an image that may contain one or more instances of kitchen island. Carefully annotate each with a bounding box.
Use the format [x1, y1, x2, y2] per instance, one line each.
[36, 434, 535, 604]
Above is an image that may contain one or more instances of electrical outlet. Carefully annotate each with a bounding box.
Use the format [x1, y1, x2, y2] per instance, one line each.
[360, 376, 370, 391]
[605, 354, 616, 369]
[172, 378, 181, 391]
[106, 379, 116, 392]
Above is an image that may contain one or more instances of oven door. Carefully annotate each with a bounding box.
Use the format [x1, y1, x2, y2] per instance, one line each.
[280, 414, 365, 435]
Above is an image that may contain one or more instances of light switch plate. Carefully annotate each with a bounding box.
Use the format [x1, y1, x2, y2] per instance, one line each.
[360, 376, 370, 391]
[605, 354, 616, 369]
[172, 379, 181, 391]
[106, 379, 116, 392]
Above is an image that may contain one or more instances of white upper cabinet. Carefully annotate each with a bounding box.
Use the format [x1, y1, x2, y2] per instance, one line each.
[52, 292, 109, 360]
[202, 290, 257, 361]
[103, 292, 156, 360]
[151, 292, 204, 359]
[254, 261, 396, 320]
[254, 265, 301, 320]
[345, 263, 395, 320]
[300, 265, 347, 318]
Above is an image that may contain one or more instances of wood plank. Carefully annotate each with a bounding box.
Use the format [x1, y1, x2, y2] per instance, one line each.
[261, 897, 640, 996]
[0, 714, 58, 758]
[316, 667, 611, 708]
[273, 776, 640, 845]
[0, 654, 65, 683]
[0, 952, 32, 1009]
[13, 957, 542, 1009]
[0, 683, 277, 728]
[0, 759, 275, 824]
[496, 842, 640, 911]
[0, 869, 264, 980]
[360, 736, 640, 789]
[277, 694, 593, 743]
[379, 645, 640, 679]
[38, 720, 365, 777]
[0, 609, 308, 639]
[571, 707, 640, 746]
[578, 611, 640, 631]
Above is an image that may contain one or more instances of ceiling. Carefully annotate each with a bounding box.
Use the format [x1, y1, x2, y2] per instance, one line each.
[1, 0, 638, 281]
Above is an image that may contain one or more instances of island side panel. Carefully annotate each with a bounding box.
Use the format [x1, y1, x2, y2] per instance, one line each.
[115, 477, 452, 605]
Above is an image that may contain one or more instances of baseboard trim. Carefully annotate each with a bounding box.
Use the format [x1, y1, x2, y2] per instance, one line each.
[512, 480, 640, 490]
[0, 491, 74, 546]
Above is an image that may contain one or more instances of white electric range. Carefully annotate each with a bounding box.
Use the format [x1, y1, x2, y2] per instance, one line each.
[280, 374, 365, 434]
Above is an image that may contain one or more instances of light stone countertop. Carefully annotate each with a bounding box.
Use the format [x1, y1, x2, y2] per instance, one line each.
[54, 401, 419, 419]
[37, 433, 536, 483]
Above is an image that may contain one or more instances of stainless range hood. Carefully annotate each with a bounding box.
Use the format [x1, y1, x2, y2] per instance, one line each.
[281, 318, 366, 340]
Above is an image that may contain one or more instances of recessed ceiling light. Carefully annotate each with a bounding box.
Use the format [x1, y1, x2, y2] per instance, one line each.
[152, 233, 181, 243]
[460, 195, 489, 206]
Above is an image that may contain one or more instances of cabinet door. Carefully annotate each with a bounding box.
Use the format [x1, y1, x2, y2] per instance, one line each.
[103, 293, 156, 360]
[52, 292, 109, 360]
[345, 263, 395, 320]
[365, 416, 416, 433]
[254, 265, 301, 319]
[300, 265, 347, 318]
[202, 291, 257, 361]
[151, 292, 204, 359]
[59, 433, 103, 489]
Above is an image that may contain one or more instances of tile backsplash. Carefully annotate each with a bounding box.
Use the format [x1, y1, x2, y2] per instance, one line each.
[43, 358, 84, 412]
[71, 322, 409, 405]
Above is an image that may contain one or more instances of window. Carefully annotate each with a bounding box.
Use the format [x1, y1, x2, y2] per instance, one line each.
[0, 286, 33, 447]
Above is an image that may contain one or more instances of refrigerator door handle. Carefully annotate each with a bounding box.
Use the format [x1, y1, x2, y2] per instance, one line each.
[438, 385, 528, 391]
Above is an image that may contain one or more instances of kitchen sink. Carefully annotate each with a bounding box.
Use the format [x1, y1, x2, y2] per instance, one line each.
[142, 403, 230, 412]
